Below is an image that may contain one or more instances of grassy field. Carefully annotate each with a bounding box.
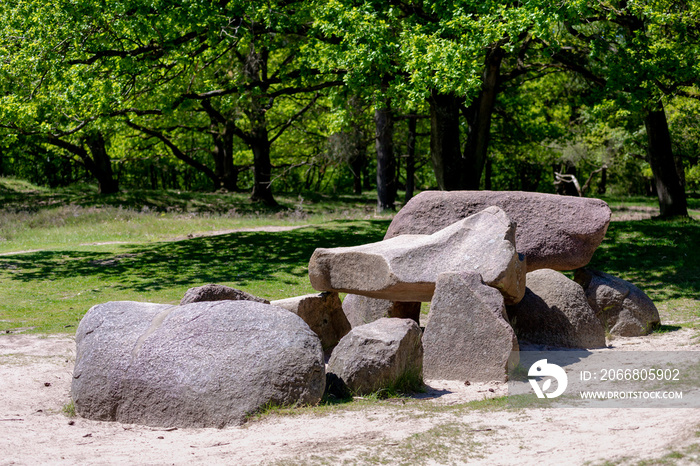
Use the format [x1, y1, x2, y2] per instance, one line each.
[1, 177, 699, 334]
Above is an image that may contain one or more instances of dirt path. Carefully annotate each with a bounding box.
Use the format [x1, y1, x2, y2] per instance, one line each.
[1, 331, 699, 465]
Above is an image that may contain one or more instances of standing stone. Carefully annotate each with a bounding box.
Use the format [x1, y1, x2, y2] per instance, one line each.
[327, 318, 423, 395]
[72, 300, 325, 428]
[309, 206, 525, 305]
[507, 269, 607, 348]
[574, 268, 661, 336]
[423, 272, 519, 383]
[385, 190, 611, 272]
[181, 284, 269, 305]
[342, 294, 421, 328]
[271, 292, 351, 352]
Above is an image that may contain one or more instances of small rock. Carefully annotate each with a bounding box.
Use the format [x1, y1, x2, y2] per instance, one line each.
[574, 268, 660, 336]
[327, 318, 423, 396]
[180, 284, 269, 305]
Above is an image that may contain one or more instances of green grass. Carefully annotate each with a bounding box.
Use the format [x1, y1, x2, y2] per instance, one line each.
[1, 179, 698, 337]
[62, 401, 76, 418]
[0, 178, 392, 254]
[0, 219, 389, 333]
[587, 217, 700, 326]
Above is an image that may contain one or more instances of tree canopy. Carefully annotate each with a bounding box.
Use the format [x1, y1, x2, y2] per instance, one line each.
[2, 0, 699, 216]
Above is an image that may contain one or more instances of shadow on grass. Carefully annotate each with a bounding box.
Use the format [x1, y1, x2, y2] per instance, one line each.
[0, 220, 390, 293]
[587, 219, 700, 301]
[654, 324, 684, 333]
[0, 183, 381, 216]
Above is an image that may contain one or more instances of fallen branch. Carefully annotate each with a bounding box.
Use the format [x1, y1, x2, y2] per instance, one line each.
[554, 172, 582, 196]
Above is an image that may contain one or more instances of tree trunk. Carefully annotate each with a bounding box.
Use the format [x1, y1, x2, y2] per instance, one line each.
[211, 123, 240, 192]
[405, 116, 417, 203]
[429, 91, 463, 190]
[83, 132, 119, 194]
[212, 124, 225, 188]
[644, 103, 688, 217]
[249, 132, 277, 206]
[248, 103, 277, 206]
[221, 123, 240, 191]
[350, 152, 365, 195]
[363, 162, 371, 191]
[375, 102, 396, 212]
[244, 47, 277, 207]
[484, 156, 492, 190]
[462, 45, 504, 190]
[597, 166, 607, 195]
[348, 125, 367, 195]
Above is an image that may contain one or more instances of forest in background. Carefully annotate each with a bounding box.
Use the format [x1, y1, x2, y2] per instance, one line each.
[1, 0, 699, 216]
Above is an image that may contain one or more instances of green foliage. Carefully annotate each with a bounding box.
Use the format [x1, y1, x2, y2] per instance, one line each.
[62, 401, 76, 418]
[2, 0, 700, 200]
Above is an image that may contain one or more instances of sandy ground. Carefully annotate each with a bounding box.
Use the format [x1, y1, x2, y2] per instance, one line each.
[1, 330, 699, 466]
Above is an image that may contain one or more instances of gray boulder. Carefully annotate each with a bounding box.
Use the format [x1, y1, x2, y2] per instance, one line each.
[506, 269, 606, 348]
[574, 268, 660, 336]
[327, 318, 423, 395]
[181, 284, 269, 305]
[309, 206, 525, 305]
[423, 272, 519, 382]
[72, 300, 325, 428]
[385, 190, 611, 272]
[271, 292, 351, 352]
[342, 294, 421, 328]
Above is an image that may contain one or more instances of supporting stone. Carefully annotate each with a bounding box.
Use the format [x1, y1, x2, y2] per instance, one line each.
[423, 272, 519, 383]
[271, 292, 351, 352]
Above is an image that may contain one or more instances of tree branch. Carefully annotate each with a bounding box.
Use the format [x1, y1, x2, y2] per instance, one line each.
[269, 93, 319, 144]
[125, 120, 220, 183]
[68, 31, 203, 65]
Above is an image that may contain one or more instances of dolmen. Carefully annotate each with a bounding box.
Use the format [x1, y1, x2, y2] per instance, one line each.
[312, 190, 656, 387]
[71, 190, 660, 429]
[310, 205, 527, 383]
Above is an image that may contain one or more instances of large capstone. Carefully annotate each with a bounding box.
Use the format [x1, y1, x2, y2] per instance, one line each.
[271, 292, 351, 352]
[507, 269, 607, 348]
[327, 318, 423, 395]
[385, 190, 611, 272]
[309, 206, 525, 304]
[423, 272, 519, 383]
[72, 300, 325, 428]
[574, 268, 661, 336]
